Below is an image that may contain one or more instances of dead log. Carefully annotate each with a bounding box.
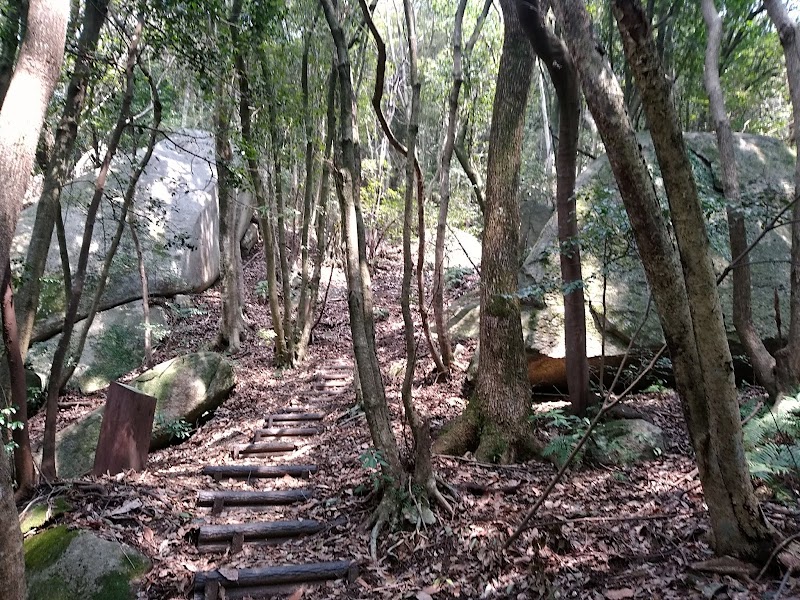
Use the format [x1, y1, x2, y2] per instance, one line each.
[254, 426, 320, 440]
[201, 464, 318, 481]
[197, 519, 323, 544]
[193, 561, 357, 591]
[268, 412, 324, 422]
[232, 442, 297, 458]
[197, 489, 313, 509]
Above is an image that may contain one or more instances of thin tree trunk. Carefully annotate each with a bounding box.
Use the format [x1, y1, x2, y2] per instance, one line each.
[454, 120, 485, 213]
[432, 0, 468, 374]
[295, 33, 318, 362]
[15, 0, 110, 360]
[128, 217, 152, 367]
[2, 262, 34, 496]
[356, 0, 446, 374]
[41, 18, 143, 480]
[701, 0, 777, 397]
[0, 0, 68, 590]
[764, 0, 800, 398]
[519, 0, 591, 416]
[64, 62, 162, 382]
[319, 0, 403, 484]
[298, 66, 337, 361]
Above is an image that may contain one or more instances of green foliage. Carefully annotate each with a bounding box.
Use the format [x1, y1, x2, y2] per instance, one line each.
[155, 415, 193, 441]
[742, 398, 800, 494]
[167, 301, 205, 320]
[357, 448, 392, 493]
[0, 404, 22, 453]
[531, 408, 589, 467]
[444, 266, 474, 290]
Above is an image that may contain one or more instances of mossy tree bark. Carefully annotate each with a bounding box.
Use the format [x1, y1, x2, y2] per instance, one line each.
[435, 0, 534, 463]
[552, 0, 773, 560]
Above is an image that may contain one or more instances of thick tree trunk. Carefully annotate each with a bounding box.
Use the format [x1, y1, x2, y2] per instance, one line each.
[15, 0, 109, 360]
[41, 18, 142, 480]
[764, 0, 800, 398]
[553, 0, 773, 560]
[519, 0, 591, 416]
[436, 0, 534, 463]
[214, 81, 245, 353]
[319, 0, 403, 484]
[0, 0, 68, 591]
[701, 0, 777, 398]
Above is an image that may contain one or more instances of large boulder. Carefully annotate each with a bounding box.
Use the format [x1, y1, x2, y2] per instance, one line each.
[48, 352, 234, 478]
[12, 129, 254, 343]
[27, 300, 168, 394]
[25, 527, 149, 600]
[450, 133, 794, 387]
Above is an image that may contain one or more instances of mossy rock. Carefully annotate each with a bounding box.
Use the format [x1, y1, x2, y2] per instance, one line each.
[20, 498, 72, 534]
[48, 352, 234, 478]
[25, 528, 149, 600]
[130, 351, 235, 447]
[587, 419, 666, 466]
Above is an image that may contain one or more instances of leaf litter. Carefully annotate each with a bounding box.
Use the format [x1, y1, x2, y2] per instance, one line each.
[20, 248, 800, 599]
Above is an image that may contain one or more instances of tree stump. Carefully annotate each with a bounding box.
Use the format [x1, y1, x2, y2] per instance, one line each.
[92, 381, 157, 476]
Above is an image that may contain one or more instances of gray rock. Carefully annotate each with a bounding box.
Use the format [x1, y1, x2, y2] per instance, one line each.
[450, 133, 794, 387]
[27, 299, 168, 394]
[26, 527, 149, 600]
[241, 222, 259, 254]
[587, 419, 666, 466]
[13, 130, 254, 343]
[48, 352, 234, 478]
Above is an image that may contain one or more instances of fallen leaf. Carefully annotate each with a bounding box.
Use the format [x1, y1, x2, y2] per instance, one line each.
[605, 589, 635, 599]
[218, 567, 238, 581]
[416, 592, 433, 600]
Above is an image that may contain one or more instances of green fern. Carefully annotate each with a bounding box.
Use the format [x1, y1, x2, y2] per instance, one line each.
[742, 399, 800, 491]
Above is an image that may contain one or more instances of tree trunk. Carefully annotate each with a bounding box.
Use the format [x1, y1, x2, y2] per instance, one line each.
[552, 0, 773, 560]
[2, 262, 34, 496]
[14, 0, 109, 360]
[297, 66, 337, 361]
[764, 0, 800, 399]
[41, 17, 142, 481]
[319, 0, 403, 484]
[0, 0, 68, 591]
[436, 0, 534, 463]
[701, 0, 777, 398]
[519, 0, 591, 416]
[432, 0, 468, 374]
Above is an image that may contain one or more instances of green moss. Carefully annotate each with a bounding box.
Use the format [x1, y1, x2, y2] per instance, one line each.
[28, 574, 73, 600]
[486, 294, 517, 318]
[20, 498, 72, 534]
[24, 526, 78, 571]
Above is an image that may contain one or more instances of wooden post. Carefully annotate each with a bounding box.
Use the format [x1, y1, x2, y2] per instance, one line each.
[92, 381, 157, 476]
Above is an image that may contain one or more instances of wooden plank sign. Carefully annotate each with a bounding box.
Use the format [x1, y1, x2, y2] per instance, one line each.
[92, 381, 157, 476]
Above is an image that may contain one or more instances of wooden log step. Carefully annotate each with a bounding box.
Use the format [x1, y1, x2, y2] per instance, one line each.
[197, 519, 324, 544]
[197, 489, 313, 511]
[268, 412, 324, 422]
[194, 583, 300, 600]
[201, 464, 318, 481]
[193, 561, 358, 594]
[254, 426, 320, 440]
[232, 442, 298, 458]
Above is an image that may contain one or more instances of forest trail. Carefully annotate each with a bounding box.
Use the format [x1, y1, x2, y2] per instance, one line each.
[192, 359, 358, 599]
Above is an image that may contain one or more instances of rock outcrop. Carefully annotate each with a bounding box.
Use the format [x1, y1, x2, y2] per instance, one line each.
[450, 133, 794, 388]
[47, 352, 235, 478]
